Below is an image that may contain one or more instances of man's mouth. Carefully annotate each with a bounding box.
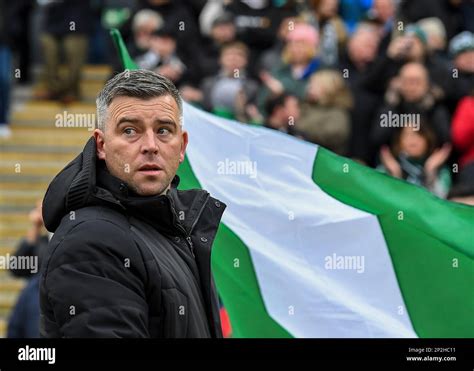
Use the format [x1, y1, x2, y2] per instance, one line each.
[138, 164, 162, 175]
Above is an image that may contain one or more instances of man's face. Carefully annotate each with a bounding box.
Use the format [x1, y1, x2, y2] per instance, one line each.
[373, 0, 395, 22]
[318, 0, 338, 18]
[399, 64, 429, 102]
[220, 47, 248, 73]
[134, 22, 159, 50]
[150, 35, 176, 57]
[455, 50, 474, 73]
[405, 36, 425, 61]
[399, 127, 428, 158]
[348, 29, 379, 65]
[211, 23, 236, 44]
[94, 95, 188, 196]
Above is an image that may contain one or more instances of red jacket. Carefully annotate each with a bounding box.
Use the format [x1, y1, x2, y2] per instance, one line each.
[452, 96, 474, 168]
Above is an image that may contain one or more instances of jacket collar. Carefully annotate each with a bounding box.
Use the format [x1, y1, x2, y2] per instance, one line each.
[95, 158, 210, 238]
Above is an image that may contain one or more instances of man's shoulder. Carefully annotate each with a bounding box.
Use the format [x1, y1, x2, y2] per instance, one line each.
[41, 206, 141, 276]
[45, 206, 134, 259]
[56, 205, 130, 233]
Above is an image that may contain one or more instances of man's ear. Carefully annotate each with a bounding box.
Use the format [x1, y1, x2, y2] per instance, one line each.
[93, 129, 106, 160]
[180, 130, 189, 163]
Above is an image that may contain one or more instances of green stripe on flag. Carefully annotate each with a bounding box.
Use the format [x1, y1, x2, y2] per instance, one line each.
[178, 156, 292, 337]
[312, 147, 474, 337]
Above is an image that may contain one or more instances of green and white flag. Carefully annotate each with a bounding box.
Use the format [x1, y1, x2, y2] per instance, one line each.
[179, 104, 473, 338]
[112, 30, 474, 338]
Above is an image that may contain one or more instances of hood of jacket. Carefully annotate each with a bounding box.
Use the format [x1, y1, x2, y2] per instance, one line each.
[42, 136, 225, 238]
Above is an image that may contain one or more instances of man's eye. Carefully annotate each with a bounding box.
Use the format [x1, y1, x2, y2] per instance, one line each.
[124, 128, 136, 135]
[158, 127, 171, 136]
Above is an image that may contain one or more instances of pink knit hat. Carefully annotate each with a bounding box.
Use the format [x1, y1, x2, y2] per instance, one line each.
[286, 23, 319, 45]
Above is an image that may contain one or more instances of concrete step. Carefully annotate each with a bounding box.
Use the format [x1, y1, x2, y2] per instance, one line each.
[0, 292, 18, 317]
[0, 278, 26, 293]
[11, 101, 96, 127]
[0, 143, 83, 154]
[0, 136, 90, 148]
[35, 64, 112, 82]
[0, 189, 47, 206]
[0, 246, 16, 257]
[0, 159, 70, 173]
[0, 151, 77, 162]
[0, 182, 51, 191]
[0, 317, 7, 338]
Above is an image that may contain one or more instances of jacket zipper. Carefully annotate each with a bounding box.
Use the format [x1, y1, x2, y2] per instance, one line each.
[172, 193, 210, 258]
[185, 236, 195, 257]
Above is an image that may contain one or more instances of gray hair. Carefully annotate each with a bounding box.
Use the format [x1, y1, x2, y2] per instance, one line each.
[95, 69, 183, 132]
[132, 9, 163, 33]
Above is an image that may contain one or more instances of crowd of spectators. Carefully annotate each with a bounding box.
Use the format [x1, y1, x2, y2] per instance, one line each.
[1, 0, 473, 201]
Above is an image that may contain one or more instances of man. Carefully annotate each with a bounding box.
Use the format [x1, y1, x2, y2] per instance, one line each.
[370, 62, 450, 151]
[264, 93, 301, 135]
[446, 31, 474, 113]
[36, 0, 93, 103]
[340, 22, 381, 164]
[40, 70, 226, 338]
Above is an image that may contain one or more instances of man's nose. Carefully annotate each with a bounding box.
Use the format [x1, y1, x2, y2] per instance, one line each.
[141, 130, 159, 154]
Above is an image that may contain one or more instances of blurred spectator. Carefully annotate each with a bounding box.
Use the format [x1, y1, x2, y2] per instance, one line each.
[199, 12, 237, 79]
[451, 95, 474, 171]
[264, 93, 301, 135]
[258, 14, 301, 74]
[7, 201, 48, 339]
[9, 201, 46, 279]
[0, 0, 12, 138]
[125, 0, 203, 85]
[9, 0, 35, 85]
[136, 26, 187, 86]
[378, 125, 452, 198]
[417, 17, 448, 56]
[99, 0, 137, 69]
[363, 24, 451, 99]
[446, 31, 474, 113]
[224, 0, 283, 54]
[371, 62, 451, 150]
[366, 0, 396, 54]
[136, 0, 200, 42]
[129, 9, 164, 58]
[399, 0, 465, 41]
[258, 23, 321, 110]
[340, 22, 382, 163]
[297, 69, 353, 155]
[199, 0, 227, 37]
[36, 0, 94, 103]
[200, 41, 259, 121]
[369, 0, 396, 26]
[308, 0, 348, 67]
[224, 0, 296, 78]
[7, 275, 40, 338]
